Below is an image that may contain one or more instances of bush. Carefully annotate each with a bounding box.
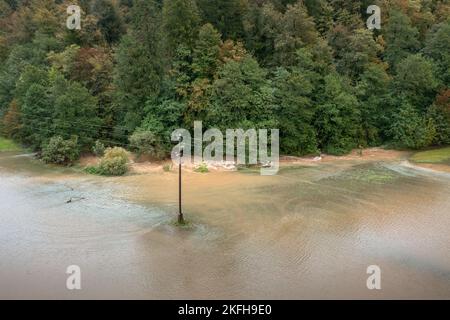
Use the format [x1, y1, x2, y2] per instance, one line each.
[92, 140, 105, 157]
[194, 162, 209, 173]
[129, 130, 165, 159]
[97, 147, 129, 176]
[41, 136, 80, 165]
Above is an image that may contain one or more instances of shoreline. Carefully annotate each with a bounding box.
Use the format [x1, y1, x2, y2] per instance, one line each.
[2, 145, 449, 176]
[81, 147, 419, 175]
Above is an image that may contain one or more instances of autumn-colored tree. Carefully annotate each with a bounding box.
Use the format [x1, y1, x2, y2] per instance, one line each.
[1, 99, 22, 138]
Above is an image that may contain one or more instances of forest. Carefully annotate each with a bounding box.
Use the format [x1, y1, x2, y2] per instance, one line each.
[0, 0, 449, 162]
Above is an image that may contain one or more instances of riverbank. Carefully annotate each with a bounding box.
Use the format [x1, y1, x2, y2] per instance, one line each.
[79, 146, 450, 176]
[76, 147, 412, 175]
[1, 135, 449, 175]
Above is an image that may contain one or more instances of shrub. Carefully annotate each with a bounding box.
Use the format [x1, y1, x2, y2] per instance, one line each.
[92, 140, 105, 157]
[163, 164, 172, 172]
[194, 162, 209, 173]
[41, 136, 80, 165]
[129, 130, 165, 159]
[98, 147, 129, 176]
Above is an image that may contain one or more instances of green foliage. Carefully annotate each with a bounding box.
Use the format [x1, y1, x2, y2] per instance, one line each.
[198, 0, 246, 40]
[356, 63, 391, 145]
[52, 76, 100, 148]
[410, 147, 450, 164]
[16, 69, 99, 150]
[0, 0, 449, 161]
[274, 1, 320, 66]
[129, 130, 165, 159]
[98, 147, 129, 176]
[273, 65, 317, 155]
[426, 104, 450, 145]
[393, 54, 439, 110]
[20, 82, 53, 148]
[139, 99, 186, 151]
[84, 165, 103, 175]
[424, 20, 450, 84]
[207, 56, 276, 129]
[337, 28, 382, 78]
[113, 34, 162, 134]
[314, 74, 362, 155]
[194, 162, 209, 173]
[92, 0, 125, 44]
[0, 137, 21, 152]
[192, 24, 222, 78]
[389, 102, 434, 149]
[383, 9, 420, 68]
[41, 136, 80, 165]
[92, 140, 106, 157]
[162, 0, 201, 54]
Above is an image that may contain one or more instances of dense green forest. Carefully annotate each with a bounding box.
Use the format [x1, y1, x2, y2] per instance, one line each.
[0, 0, 449, 160]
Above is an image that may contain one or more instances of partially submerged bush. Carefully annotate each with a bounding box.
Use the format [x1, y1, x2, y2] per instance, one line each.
[41, 136, 80, 165]
[97, 147, 129, 176]
[194, 162, 209, 173]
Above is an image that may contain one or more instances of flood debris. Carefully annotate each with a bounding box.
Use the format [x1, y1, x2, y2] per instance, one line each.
[65, 197, 85, 204]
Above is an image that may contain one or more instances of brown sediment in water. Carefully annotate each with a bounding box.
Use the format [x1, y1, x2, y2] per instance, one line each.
[411, 162, 450, 173]
[0, 149, 449, 299]
[76, 147, 413, 175]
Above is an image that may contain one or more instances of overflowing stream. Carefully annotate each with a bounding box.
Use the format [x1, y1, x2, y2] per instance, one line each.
[0, 151, 449, 299]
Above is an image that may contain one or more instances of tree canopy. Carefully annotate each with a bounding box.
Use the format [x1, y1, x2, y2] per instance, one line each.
[0, 0, 449, 157]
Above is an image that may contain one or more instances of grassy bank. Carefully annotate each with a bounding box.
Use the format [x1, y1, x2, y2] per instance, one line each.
[0, 137, 21, 152]
[410, 147, 450, 165]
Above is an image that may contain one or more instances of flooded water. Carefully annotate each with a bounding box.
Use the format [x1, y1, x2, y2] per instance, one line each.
[0, 151, 449, 299]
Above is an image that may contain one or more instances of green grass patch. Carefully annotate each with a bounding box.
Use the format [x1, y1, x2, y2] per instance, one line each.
[84, 165, 103, 175]
[194, 162, 209, 173]
[410, 147, 450, 164]
[0, 137, 21, 151]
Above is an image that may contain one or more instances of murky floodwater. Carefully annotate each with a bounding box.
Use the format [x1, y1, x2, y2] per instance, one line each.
[0, 151, 449, 299]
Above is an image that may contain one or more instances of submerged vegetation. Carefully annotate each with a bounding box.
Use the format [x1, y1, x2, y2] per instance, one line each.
[85, 147, 129, 176]
[194, 162, 209, 173]
[169, 219, 194, 229]
[0, 1, 449, 166]
[331, 165, 398, 184]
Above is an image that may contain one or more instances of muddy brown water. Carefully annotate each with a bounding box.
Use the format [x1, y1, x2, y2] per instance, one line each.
[0, 151, 449, 299]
